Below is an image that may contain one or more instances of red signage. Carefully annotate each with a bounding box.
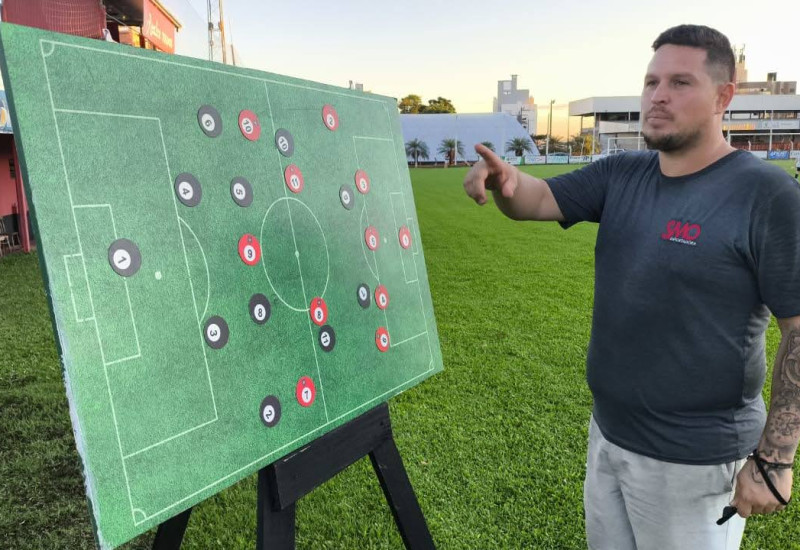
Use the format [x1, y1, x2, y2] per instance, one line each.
[142, 0, 176, 53]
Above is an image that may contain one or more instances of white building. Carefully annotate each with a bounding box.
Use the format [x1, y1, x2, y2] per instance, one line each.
[493, 75, 537, 135]
[569, 95, 800, 157]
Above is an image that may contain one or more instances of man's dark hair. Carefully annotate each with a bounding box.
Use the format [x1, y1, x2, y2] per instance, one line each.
[652, 24, 735, 83]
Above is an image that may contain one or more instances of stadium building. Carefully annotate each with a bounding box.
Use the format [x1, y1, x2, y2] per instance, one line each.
[570, 93, 800, 159]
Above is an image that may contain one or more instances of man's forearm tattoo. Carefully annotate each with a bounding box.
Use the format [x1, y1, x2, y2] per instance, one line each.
[762, 330, 800, 464]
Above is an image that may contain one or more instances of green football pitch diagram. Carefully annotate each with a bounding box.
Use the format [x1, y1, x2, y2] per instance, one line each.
[0, 23, 443, 549]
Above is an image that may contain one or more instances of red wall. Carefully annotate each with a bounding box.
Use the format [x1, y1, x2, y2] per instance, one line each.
[0, 134, 16, 218]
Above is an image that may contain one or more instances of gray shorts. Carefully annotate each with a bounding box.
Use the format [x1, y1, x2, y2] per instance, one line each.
[584, 416, 747, 550]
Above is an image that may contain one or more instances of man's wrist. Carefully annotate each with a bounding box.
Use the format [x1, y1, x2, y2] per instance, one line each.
[753, 450, 794, 470]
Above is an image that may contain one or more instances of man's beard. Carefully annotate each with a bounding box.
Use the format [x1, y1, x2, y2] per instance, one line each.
[642, 126, 702, 153]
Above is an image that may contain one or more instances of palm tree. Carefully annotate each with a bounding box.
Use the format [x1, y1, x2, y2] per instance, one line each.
[531, 134, 547, 151]
[437, 138, 465, 166]
[405, 138, 429, 167]
[505, 137, 534, 157]
[480, 141, 495, 153]
[547, 135, 566, 153]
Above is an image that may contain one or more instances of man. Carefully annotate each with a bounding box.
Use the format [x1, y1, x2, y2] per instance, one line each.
[795, 154, 799, 179]
[463, 25, 800, 549]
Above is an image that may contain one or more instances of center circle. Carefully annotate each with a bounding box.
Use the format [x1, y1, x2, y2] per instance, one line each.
[260, 197, 330, 312]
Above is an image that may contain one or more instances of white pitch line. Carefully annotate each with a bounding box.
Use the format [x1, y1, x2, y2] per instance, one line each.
[351, 137, 389, 332]
[123, 417, 218, 460]
[42, 44, 138, 523]
[263, 82, 330, 424]
[133, 367, 436, 525]
[63, 254, 82, 322]
[390, 331, 428, 348]
[353, 136, 394, 142]
[358, 203, 379, 281]
[158, 120, 219, 424]
[54, 109, 160, 121]
[104, 353, 141, 367]
[383, 104, 435, 368]
[388, 192, 408, 282]
[178, 218, 211, 322]
[42, 39, 389, 103]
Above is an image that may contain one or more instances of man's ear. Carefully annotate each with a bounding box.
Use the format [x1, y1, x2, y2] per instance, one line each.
[715, 81, 735, 114]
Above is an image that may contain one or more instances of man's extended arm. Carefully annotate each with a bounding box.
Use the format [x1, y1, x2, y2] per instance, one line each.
[462, 144, 564, 222]
[732, 315, 800, 517]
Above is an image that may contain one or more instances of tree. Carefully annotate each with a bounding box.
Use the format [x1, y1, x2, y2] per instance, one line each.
[398, 94, 423, 114]
[423, 97, 456, 114]
[480, 141, 495, 153]
[530, 134, 547, 151]
[547, 135, 566, 153]
[569, 133, 600, 155]
[405, 138, 430, 167]
[505, 137, 534, 157]
[437, 138, 465, 165]
[399, 95, 457, 114]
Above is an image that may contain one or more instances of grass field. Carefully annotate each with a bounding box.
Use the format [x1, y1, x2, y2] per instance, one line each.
[1, 159, 798, 549]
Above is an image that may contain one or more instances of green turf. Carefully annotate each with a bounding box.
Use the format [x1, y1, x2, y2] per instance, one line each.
[0, 23, 442, 548]
[1, 159, 798, 549]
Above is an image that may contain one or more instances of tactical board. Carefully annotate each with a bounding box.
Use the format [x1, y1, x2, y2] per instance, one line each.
[0, 23, 443, 549]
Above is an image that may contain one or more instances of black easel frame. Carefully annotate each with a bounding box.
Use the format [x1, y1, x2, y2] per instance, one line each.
[152, 402, 434, 549]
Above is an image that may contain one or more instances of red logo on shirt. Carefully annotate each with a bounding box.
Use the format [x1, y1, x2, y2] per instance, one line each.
[661, 220, 701, 246]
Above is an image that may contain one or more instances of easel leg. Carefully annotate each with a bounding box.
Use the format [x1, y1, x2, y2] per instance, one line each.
[370, 437, 435, 550]
[152, 507, 192, 550]
[256, 466, 296, 550]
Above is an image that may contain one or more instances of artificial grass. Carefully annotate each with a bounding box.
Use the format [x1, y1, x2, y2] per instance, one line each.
[1, 159, 798, 549]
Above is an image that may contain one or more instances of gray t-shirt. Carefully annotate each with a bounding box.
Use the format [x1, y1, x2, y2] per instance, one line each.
[546, 150, 800, 464]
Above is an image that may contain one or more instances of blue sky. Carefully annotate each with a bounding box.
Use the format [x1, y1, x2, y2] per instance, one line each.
[164, 0, 799, 136]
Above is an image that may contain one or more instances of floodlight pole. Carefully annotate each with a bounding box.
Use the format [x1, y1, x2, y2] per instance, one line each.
[545, 99, 554, 161]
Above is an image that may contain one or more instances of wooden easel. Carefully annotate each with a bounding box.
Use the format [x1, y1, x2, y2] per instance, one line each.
[151, 402, 435, 549]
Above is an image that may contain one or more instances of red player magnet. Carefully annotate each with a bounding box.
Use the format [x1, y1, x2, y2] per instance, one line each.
[238, 110, 261, 141]
[354, 169, 370, 194]
[364, 226, 379, 251]
[322, 104, 339, 131]
[375, 285, 389, 310]
[375, 327, 390, 352]
[398, 226, 412, 250]
[309, 296, 328, 326]
[238, 234, 261, 266]
[296, 376, 316, 407]
[284, 164, 305, 194]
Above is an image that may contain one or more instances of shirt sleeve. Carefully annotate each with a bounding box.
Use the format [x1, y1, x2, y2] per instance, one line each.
[545, 156, 614, 228]
[750, 181, 800, 319]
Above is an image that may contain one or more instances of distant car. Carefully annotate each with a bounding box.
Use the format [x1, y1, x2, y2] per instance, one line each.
[549, 152, 568, 157]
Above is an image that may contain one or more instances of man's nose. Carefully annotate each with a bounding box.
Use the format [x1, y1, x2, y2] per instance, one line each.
[650, 82, 669, 104]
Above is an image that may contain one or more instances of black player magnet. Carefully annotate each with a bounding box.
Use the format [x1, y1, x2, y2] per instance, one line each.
[174, 173, 202, 207]
[357, 283, 371, 308]
[249, 293, 272, 325]
[339, 185, 354, 210]
[203, 315, 229, 349]
[318, 325, 336, 352]
[274, 128, 294, 157]
[230, 177, 253, 207]
[108, 239, 142, 277]
[259, 395, 281, 428]
[197, 105, 222, 137]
